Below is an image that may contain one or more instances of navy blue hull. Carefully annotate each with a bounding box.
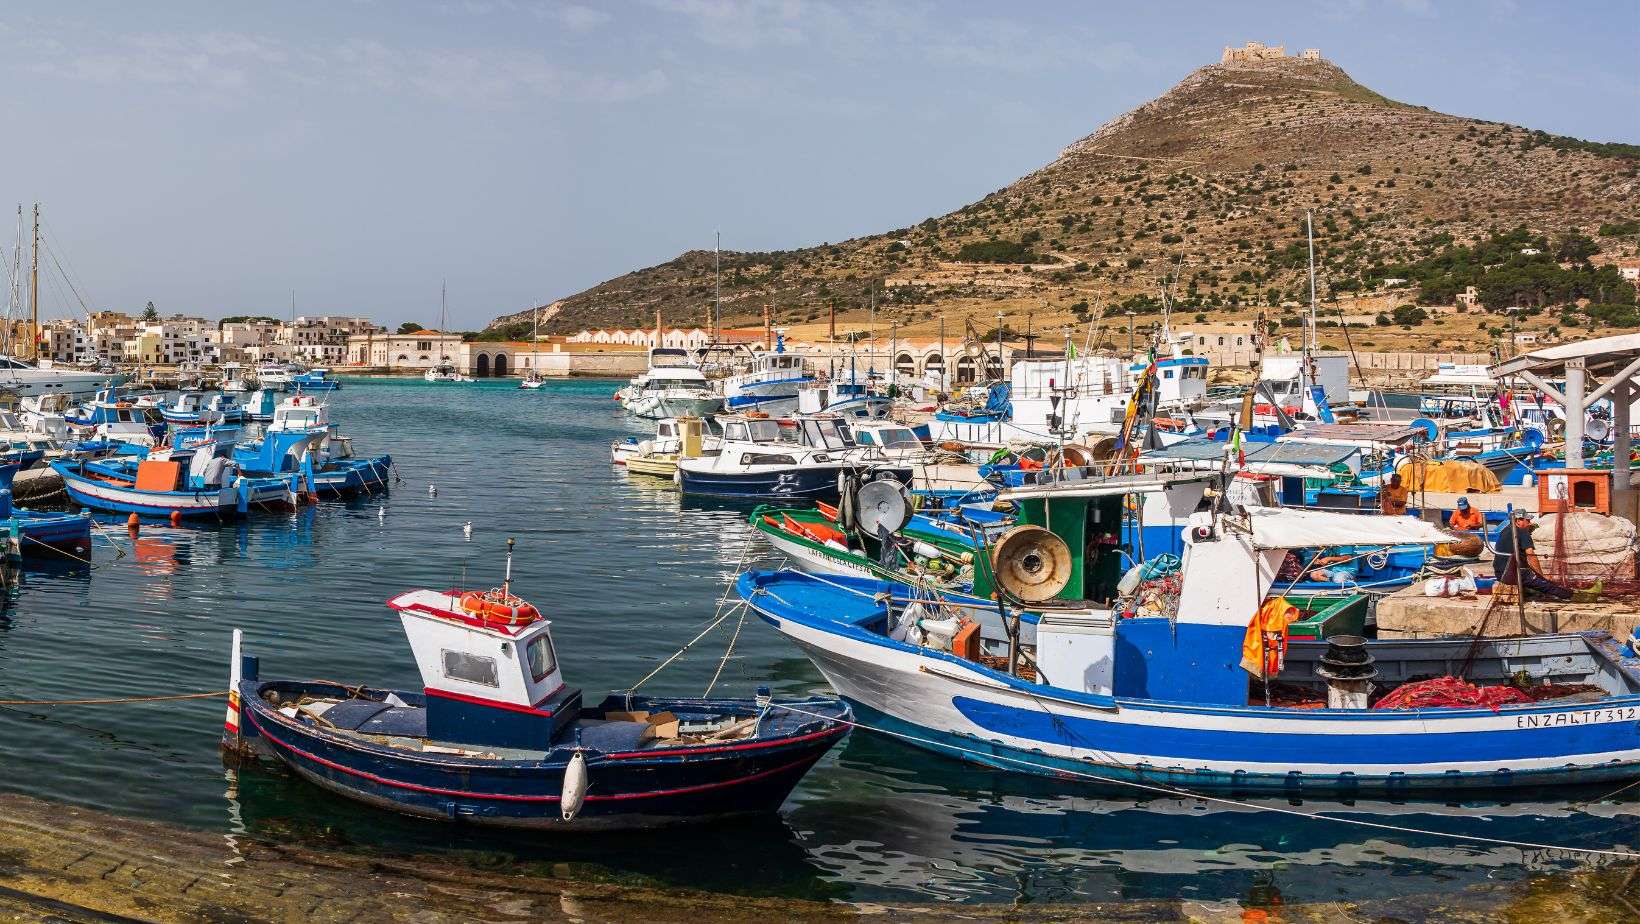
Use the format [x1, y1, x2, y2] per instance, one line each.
[233, 682, 850, 830]
[678, 465, 847, 502]
[679, 465, 912, 502]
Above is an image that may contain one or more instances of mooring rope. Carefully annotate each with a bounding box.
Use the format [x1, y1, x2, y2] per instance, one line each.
[766, 701, 1640, 860]
[0, 690, 226, 706]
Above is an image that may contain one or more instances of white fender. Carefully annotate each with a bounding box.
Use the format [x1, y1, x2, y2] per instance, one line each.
[561, 750, 589, 821]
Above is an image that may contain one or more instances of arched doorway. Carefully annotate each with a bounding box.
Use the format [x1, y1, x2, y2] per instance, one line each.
[494, 353, 509, 377]
[894, 352, 916, 378]
[475, 353, 491, 376]
[985, 354, 1004, 381]
[955, 355, 977, 384]
[923, 352, 945, 386]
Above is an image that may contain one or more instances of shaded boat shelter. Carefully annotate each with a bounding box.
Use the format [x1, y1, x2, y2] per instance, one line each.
[1492, 333, 1640, 519]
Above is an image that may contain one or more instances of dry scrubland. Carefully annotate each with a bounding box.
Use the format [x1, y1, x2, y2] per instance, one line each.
[489, 55, 1639, 355]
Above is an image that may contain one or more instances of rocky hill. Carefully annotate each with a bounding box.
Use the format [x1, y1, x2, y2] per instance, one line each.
[490, 49, 1639, 340]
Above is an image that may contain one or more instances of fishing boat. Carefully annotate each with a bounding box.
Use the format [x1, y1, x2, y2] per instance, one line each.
[291, 368, 342, 392]
[749, 493, 978, 587]
[231, 395, 391, 497]
[520, 369, 547, 390]
[795, 367, 892, 422]
[219, 363, 250, 394]
[717, 338, 813, 415]
[222, 543, 851, 830]
[64, 389, 167, 448]
[243, 388, 280, 422]
[740, 471, 1640, 794]
[159, 391, 247, 426]
[617, 417, 717, 478]
[52, 437, 296, 518]
[676, 413, 909, 501]
[0, 462, 92, 557]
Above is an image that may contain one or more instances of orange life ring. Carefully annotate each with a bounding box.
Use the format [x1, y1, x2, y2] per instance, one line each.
[459, 590, 541, 626]
[745, 411, 769, 419]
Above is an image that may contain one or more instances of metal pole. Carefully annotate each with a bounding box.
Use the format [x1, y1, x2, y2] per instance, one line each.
[938, 313, 945, 393]
[1616, 381, 1633, 492]
[1565, 358, 1586, 468]
[1506, 503, 1527, 636]
[29, 204, 39, 361]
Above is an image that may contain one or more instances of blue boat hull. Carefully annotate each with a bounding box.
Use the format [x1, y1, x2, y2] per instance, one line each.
[679, 465, 911, 502]
[233, 681, 850, 830]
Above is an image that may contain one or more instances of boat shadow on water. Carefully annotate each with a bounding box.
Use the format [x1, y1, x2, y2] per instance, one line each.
[222, 762, 849, 902]
[780, 730, 1640, 905]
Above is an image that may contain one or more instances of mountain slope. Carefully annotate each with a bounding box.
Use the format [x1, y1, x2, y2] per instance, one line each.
[491, 51, 1640, 338]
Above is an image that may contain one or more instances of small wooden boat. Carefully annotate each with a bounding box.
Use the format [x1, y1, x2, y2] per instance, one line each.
[160, 391, 247, 425]
[229, 396, 391, 497]
[0, 463, 91, 557]
[749, 501, 977, 587]
[223, 543, 851, 830]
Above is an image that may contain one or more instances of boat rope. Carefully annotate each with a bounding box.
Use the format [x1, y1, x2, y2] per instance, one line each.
[703, 603, 748, 697]
[764, 701, 1640, 861]
[624, 533, 759, 703]
[19, 532, 100, 568]
[0, 690, 226, 706]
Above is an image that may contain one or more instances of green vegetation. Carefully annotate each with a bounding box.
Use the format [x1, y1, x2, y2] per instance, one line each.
[1371, 228, 1634, 310]
[397, 322, 425, 334]
[218, 315, 279, 327]
[954, 239, 1043, 264]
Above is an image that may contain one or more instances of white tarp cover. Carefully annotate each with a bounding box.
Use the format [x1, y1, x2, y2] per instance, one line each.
[1241, 507, 1457, 550]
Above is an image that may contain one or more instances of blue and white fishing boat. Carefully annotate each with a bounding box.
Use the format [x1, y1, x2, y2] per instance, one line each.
[719, 338, 813, 415]
[231, 395, 390, 496]
[796, 371, 892, 422]
[222, 544, 851, 830]
[52, 436, 296, 519]
[740, 472, 1640, 793]
[159, 391, 247, 426]
[242, 388, 280, 422]
[64, 389, 167, 449]
[291, 368, 342, 392]
[0, 463, 92, 558]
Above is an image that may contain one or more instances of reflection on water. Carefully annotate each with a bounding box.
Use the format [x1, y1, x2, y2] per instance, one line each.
[0, 378, 1630, 907]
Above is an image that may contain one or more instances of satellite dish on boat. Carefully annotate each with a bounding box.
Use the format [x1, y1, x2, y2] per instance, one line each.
[991, 525, 1072, 603]
[855, 479, 913, 539]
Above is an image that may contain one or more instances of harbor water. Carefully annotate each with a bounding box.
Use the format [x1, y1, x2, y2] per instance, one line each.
[0, 377, 1634, 909]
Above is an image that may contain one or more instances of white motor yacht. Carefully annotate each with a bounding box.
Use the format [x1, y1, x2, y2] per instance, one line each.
[0, 355, 119, 399]
[424, 360, 475, 383]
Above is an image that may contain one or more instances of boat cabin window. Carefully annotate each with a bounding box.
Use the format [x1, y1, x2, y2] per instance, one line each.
[117, 410, 134, 423]
[658, 422, 676, 438]
[724, 422, 749, 441]
[526, 634, 557, 682]
[747, 419, 783, 443]
[874, 427, 922, 450]
[802, 418, 852, 450]
[441, 650, 499, 688]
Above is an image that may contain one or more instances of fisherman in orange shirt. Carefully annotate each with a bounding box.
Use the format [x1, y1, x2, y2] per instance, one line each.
[1447, 496, 1485, 531]
[1379, 473, 1409, 516]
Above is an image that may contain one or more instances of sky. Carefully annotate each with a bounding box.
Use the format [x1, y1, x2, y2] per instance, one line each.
[0, 1, 1634, 330]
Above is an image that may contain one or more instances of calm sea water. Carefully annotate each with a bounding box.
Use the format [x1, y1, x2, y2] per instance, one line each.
[0, 377, 1632, 908]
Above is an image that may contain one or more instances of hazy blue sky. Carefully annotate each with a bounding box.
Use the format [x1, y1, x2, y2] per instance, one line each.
[1, 1, 1634, 329]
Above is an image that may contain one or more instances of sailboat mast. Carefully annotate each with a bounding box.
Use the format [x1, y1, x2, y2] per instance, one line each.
[29, 203, 39, 361]
[712, 232, 720, 343]
[1306, 210, 1317, 356]
[7, 205, 19, 356]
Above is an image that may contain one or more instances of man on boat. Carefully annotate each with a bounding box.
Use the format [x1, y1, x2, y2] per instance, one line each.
[1448, 496, 1485, 532]
[1492, 511, 1593, 602]
[1379, 472, 1409, 516]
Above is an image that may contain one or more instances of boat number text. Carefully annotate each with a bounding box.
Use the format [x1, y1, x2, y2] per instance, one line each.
[1515, 707, 1638, 729]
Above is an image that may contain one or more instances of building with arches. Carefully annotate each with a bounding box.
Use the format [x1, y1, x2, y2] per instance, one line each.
[347, 330, 465, 370]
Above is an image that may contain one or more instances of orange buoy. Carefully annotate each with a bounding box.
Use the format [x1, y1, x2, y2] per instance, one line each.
[170, 510, 182, 527]
[127, 512, 140, 534]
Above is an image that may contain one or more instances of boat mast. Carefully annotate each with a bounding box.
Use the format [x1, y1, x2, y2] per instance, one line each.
[712, 231, 720, 343]
[868, 284, 876, 379]
[1306, 210, 1318, 357]
[6, 205, 19, 356]
[29, 203, 39, 361]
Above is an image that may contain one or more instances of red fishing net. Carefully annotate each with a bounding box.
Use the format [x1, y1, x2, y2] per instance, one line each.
[1373, 676, 1531, 711]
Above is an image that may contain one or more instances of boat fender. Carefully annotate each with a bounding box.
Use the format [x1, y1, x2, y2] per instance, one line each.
[911, 540, 943, 561]
[916, 616, 961, 640]
[561, 750, 589, 821]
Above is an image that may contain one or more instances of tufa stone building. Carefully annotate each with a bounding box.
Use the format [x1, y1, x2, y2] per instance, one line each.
[1221, 41, 1321, 64]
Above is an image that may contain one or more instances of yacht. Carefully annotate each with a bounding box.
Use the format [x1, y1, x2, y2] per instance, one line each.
[254, 362, 298, 391]
[0, 355, 119, 399]
[620, 348, 723, 419]
[424, 360, 474, 383]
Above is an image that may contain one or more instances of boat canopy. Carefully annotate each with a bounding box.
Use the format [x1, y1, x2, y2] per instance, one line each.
[1235, 507, 1455, 550]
